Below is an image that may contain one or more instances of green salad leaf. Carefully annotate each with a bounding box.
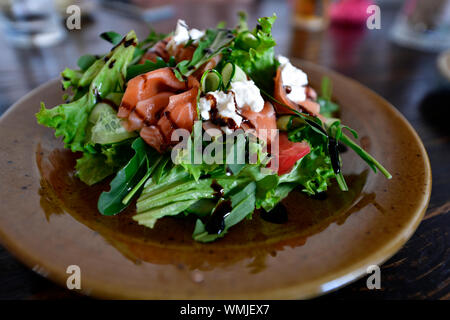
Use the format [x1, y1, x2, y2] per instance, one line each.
[75, 152, 116, 186]
[100, 31, 123, 45]
[226, 14, 278, 93]
[36, 30, 137, 152]
[75, 139, 134, 185]
[98, 138, 162, 215]
[77, 54, 98, 71]
[126, 56, 176, 81]
[318, 77, 339, 118]
[176, 28, 235, 78]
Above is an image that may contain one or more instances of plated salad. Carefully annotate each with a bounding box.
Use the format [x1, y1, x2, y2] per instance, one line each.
[36, 14, 391, 242]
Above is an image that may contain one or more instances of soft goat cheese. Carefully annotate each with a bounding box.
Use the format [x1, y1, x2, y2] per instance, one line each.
[198, 80, 265, 132]
[166, 20, 205, 52]
[230, 80, 264, 113]
[277, 55, 308, 103]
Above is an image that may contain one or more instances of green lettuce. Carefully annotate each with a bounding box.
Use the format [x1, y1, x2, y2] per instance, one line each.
[75, 140, 134, 186]
[36, 30, 137, 153]
[227, 14, 278, 93]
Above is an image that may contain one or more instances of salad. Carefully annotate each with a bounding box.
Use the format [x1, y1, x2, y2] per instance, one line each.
[36, 14, 391, 242]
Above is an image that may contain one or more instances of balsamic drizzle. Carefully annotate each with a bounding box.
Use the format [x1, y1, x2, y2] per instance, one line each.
[205, 180, 231, 235]
[260, 203, 288, 224]
[210, 179, 224, 198]
[205, 200, 232, 235]
[301, 117, 342, 176]
[328, 137, 341, 174]
[108, 59, 116, 68]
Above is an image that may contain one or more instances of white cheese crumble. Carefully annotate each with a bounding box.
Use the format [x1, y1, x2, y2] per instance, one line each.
[198, 97, 211, 121]
[277, 55, 308, 103]
[230, 80, 264, 112]
[167, 19, 205, 52]
[197, 80, 265, 132]
[201, 91, 243, 127]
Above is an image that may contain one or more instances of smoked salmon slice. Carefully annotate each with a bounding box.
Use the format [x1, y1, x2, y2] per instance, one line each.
[139, 39, 221, 81]
[118, 67, 199, 152]
[118, 67, 187, 118]
[139, 37, 195, 65]
[139, 39, 170, 64]
[241, 101, 277, 145]
[273, 67, 321, 117]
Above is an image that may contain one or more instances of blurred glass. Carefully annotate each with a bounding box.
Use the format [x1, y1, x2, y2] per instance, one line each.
[292, 0, 330, 31]
[0, 0, 65, 48]
[391, 0, 450, 51]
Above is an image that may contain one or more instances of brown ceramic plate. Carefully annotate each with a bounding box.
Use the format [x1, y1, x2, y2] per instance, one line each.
[0, 60, 431, 299]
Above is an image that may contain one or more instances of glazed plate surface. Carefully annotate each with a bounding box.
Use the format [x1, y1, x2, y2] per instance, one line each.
[0, 60, 431, 299]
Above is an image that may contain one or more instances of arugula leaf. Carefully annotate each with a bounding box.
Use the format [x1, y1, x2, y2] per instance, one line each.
[126, 56, 176, 81]
[176, 28, 234, 77]
[100, 31, 123, 45]
[131, 29, 167, 64]
[77, 54, 98, 71]
[98, 138, 161, 215]
[317, 77, 339, 118]
[78, 59, 106, 88]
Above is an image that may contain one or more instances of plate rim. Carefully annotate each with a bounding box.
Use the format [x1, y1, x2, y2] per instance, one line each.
[0, 61, 432, 299]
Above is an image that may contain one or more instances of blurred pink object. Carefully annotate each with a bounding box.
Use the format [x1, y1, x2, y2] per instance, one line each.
[329, 0, 374, 26]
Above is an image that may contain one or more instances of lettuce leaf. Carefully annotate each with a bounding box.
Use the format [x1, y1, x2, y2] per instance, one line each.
[75, 140, 134, 186]
[227, 14, 278, 93]
[36, 30, 137, 153]
[75, 152, 116, 186]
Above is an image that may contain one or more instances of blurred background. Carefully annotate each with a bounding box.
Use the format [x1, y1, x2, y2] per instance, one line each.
[0, 0, 449, 299]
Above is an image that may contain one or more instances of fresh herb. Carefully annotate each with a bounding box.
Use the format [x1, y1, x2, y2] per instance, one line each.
[175, 28, 235, 79]
[100, 31, 123, 45]
[126, 56, 176, 81]
[77, 54, 98, 71]
[131, 29, 167, 64]
[98, 138, 162, 215]
[317, 77, 339, 118]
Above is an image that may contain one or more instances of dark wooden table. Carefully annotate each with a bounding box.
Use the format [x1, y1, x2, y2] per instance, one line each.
[0, 0, 448, 300]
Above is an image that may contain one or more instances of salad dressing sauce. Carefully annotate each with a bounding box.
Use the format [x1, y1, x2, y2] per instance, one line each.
[108, 59, 116, 68]
[205, 180, 230, 234]
[205, 200, 232, 235]
[210, 179, 224, 198]
[36, 145, 369, 270]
